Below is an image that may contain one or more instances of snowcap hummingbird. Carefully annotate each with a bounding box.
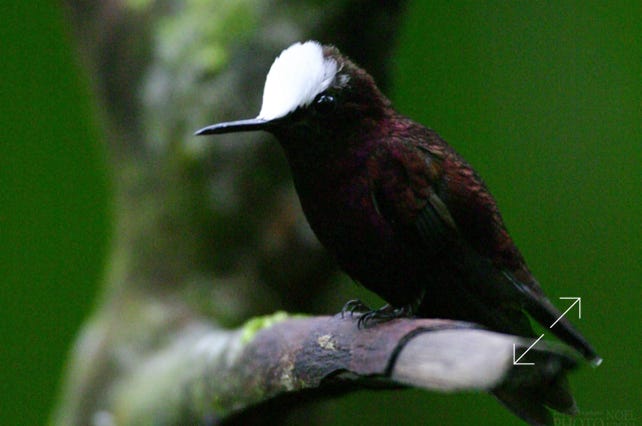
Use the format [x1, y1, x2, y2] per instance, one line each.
[195, 41, 600, 421]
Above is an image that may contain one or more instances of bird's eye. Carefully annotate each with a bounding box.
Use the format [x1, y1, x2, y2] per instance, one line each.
[313, 93, 336, 115]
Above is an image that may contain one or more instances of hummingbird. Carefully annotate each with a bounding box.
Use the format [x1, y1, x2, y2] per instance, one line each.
[196, 41, 600, 423]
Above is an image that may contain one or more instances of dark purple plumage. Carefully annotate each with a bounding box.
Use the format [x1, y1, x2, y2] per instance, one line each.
[196, 41, 600, 425]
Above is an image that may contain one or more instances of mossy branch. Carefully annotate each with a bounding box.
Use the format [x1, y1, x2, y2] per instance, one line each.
[105, 314, 575, 425]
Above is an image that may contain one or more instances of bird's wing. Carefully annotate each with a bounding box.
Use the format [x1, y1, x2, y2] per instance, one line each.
[424, 143, 528, 274]
[367, 128, 600, 363]
[367, 131, 525, 275]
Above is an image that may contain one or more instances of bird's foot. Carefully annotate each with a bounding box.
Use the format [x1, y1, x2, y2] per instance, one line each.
[343, 303, 415, 328]
[340, 299, 372, 318]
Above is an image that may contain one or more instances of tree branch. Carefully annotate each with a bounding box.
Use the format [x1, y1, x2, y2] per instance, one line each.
[104, 314, 575, 425]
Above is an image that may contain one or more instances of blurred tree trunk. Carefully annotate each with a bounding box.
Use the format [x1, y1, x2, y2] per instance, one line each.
[55, 1, 407, 424]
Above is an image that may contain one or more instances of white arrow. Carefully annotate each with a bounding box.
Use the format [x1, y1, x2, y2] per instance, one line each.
[550, 297, 581, 328]
[513, 334, 544, 365]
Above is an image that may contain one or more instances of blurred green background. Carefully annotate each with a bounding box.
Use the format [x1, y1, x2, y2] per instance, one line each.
[1, 2, 111, 426]
[1, 1, 639, 425]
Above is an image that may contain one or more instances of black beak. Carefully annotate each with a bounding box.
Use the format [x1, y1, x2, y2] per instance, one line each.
[194, 118, 271, 136]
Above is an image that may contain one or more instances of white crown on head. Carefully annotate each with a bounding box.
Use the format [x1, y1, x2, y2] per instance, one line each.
[257, 41, 339, 121]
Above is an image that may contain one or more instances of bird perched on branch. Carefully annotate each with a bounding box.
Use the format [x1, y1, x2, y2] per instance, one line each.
[196, 41, 600, 424]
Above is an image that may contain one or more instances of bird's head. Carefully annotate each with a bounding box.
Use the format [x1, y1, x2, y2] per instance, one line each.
[195, 41, 391, 151]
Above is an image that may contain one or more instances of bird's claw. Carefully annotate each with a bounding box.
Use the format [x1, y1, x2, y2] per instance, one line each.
[341, 299, 372, 318]
[340, 301, 415, 328]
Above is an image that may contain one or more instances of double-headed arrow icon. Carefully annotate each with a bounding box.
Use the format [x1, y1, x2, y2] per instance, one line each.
[513, 297, 582, 365]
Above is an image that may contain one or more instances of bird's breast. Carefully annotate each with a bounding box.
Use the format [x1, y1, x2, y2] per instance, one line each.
[296, 165, 391, 252]
[290, 157, 425, 305]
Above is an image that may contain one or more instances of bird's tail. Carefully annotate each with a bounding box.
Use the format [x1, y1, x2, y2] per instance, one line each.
[493, 376, 577, 426]
[507, 273, 602, 366]
[492, 340, 579, 426]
